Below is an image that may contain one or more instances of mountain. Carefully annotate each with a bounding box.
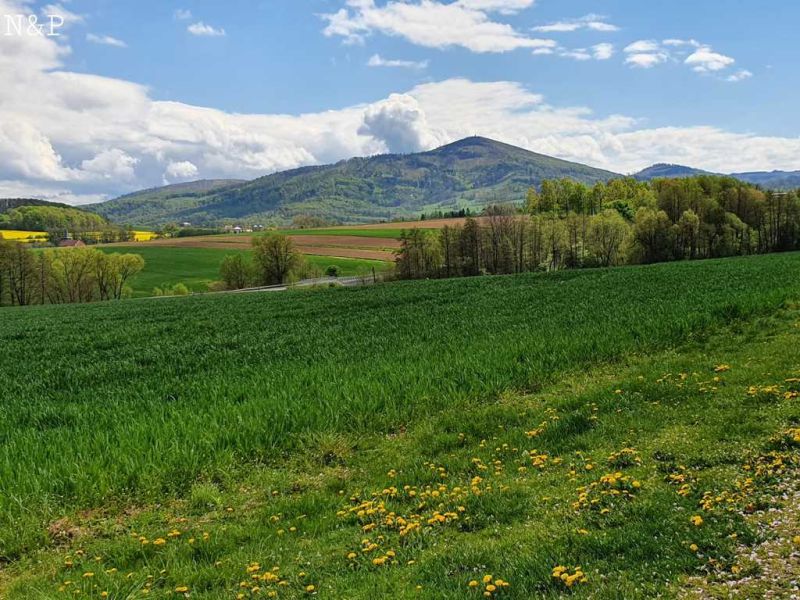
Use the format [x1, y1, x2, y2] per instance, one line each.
[733, 170, 800, 190]
[89, 137, 620, 227]
[634, 164, 800, 190]
[633, 164, 713, 181]
[90, 179, 245, 225]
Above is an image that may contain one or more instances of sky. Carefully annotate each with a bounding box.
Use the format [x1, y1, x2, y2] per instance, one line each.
[1, 0, 799, 205]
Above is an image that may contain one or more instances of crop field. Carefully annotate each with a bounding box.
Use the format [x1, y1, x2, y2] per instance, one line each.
[109, 232, 400, 262]
[100, 246, 392, 296]
[133, 231, 157, 242]
[0, 229, 49, 242]
[2, 253, 800, 598]
[278, 218, 489, 239]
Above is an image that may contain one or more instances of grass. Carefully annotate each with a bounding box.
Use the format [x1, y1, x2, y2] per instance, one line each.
[2, 253, 800, 598]
[279, 228, 406, 239]
[100, 247, 392, 296]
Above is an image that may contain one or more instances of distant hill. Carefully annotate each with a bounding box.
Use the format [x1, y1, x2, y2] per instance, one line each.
[0, 198, 74, 213]
[89, 179, 246, 226]
[0, 198, 110, 232]
[733, 170, 800, 190]
[634, 164, 800, 190]
[88, 138, 620, 227]
[633, 164, 713, 181]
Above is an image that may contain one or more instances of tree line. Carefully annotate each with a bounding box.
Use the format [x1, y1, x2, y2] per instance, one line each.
[0, 239, 144, 307]
[397, 175, 800, 279]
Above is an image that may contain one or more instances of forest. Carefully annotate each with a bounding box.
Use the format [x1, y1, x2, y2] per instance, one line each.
[396, 175, 800, 279]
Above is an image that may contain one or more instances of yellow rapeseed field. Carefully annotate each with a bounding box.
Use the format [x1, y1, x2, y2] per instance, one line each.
[0, 230, 48, 242]
[133, 231, 157, 242]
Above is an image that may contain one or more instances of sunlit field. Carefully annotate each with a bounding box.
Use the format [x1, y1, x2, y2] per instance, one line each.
[1, 253, 800, 598]
[0, 229, 48, 242]
[100, 246, 393, 296]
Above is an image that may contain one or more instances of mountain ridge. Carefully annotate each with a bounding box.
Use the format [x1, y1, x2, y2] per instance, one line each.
[634, 163, 800, 189]
[88, 137, 620, 227]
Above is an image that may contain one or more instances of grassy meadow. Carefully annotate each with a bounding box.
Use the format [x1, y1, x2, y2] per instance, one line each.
[1, 253, 800, 598]
[99, 246, 393, 296]
[278, 228, 406, 239]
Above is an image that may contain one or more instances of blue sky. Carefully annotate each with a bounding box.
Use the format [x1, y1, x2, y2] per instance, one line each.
[1, 0, 799, 204]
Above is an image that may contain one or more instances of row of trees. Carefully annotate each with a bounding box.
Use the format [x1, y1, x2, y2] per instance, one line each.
[0, 240, 144, 307]
[397, 176, 800, 279]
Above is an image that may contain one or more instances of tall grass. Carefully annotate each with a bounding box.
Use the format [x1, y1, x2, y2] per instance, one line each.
[1, 253, 800, 558]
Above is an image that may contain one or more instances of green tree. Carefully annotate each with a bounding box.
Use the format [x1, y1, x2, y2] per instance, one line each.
[252, 235, 303, 285]
[629, 207, 674, 264]
[587, 210, 630, 267]
[220, 254, 253, 290]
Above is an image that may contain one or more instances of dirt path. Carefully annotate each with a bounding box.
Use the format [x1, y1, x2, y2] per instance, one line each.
[681, 473, 800, 599]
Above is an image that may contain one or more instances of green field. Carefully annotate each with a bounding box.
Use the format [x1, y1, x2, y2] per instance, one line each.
[2, 254, 800, 598]
[101, 246, 393, 296]
[279, 228, 407, 239]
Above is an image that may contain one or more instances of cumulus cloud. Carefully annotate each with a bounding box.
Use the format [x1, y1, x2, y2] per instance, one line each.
[368, 54, 429, 69]
[164, 160, 199, 182]
[174, 9, 192, 21]
[187, 22, 226, 37]
[321, 0, 555, 53]
[358, 94, 440, 154]
[685, 46, 735, 72]
[86, 33, 127, 48]
[80, 149, 138, 181]
[534, 14, 619, 33]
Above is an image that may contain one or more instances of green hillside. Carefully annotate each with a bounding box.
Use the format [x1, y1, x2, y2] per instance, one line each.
[87, 138, 620, 227]
[0, 200, 110, 232]
[89, 179, 245, 226]
[2, 254, 800, 598]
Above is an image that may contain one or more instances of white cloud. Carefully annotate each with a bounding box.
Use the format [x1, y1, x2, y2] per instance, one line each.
[81, 149, 138, 181]
[86, 33, 127, 48]
[368, 54, 429, 69]
[164, 160, 199, 182]
[321, 0, 555, 53]
[40, 3, 84, 26]
[534, 14, 619, 33]
[663, 38, 700, 48]
[624, 39, 744, 79]
[455, 0, 535, 14]
[623, 40, 669, 69]
[559, 49, 591, 61]
[557, 43, 615, 62]
[174, 9, 192, 21]
[625, 52, 668, 69]
[685, 46, 735, 72]
[359, 93, 440, 153]
[726, 69, 753, 83]
[624, 40, 660, 54]
[187, 22, 226, 37]
[592, 43, 614, 60]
